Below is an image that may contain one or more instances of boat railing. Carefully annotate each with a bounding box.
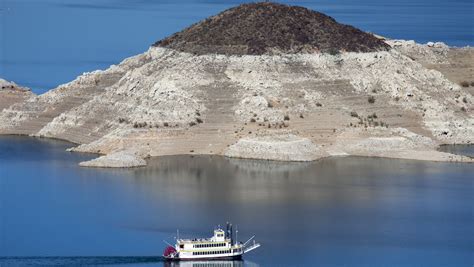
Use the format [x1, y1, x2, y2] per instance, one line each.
[243, 240, 261, 254]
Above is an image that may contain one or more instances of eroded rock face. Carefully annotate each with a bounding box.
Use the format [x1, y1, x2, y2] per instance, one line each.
[224, 134, 325, 161]
[0, 79, 34, 112]
[154, 2, 390, 55]
[1, 43, 473, 167]
[386, 39, 449, 64]
[0, 3, 472, 167]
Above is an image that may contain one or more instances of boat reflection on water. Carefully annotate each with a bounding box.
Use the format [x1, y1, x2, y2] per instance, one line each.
[163, 260, 259, 267]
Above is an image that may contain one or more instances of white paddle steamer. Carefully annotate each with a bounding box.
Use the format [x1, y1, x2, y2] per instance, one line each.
[163, 223, 260, 261]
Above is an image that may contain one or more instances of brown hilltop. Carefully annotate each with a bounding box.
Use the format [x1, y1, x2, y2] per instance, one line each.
[153, 2, 390, 55]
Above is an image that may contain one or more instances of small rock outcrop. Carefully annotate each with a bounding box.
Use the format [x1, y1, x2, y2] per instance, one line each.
[79, 151, 147, 168]
[154, 2, 390, 55]
[0, 79, 34, 112]
[225, 134, 325, 161]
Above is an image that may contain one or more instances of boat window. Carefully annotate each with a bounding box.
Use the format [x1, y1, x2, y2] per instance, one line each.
[179, 244, 184, 249]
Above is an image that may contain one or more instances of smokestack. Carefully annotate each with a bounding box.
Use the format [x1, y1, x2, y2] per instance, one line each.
[229, 223, 233, 245]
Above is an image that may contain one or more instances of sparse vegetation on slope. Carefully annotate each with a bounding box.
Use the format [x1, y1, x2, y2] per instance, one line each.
[154, 2, 390, 55]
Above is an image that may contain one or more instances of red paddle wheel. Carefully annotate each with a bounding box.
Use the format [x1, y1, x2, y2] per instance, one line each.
[163, 246, 177, 257]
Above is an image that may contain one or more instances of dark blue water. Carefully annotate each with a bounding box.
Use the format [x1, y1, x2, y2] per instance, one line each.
[439, 144, 474, 158]
[1, 0, 473, 94]
[1, 136, 473, 266]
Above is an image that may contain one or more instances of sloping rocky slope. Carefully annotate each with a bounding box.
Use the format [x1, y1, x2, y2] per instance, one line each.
[0, 4, 472, 167]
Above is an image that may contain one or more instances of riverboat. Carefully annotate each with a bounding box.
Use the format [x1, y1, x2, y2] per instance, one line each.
[163, 223, 260, 261]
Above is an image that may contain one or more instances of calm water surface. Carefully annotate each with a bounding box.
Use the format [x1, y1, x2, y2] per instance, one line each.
[1, 0, 473, 93]
[1, 1, 473, 266]
[0, 136, 473, 266]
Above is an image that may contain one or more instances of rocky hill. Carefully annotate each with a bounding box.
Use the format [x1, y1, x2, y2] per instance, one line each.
[0, 3, 472, 167]
[154, 2, 390, 55]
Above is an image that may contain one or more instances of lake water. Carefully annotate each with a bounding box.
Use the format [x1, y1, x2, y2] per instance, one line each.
[1, 0, 473, 94]
[1, 1, 473, 265]
[0, 136, 473, 266]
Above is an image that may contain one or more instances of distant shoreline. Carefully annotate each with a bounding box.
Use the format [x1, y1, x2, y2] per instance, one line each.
[1, 135, 472, 169]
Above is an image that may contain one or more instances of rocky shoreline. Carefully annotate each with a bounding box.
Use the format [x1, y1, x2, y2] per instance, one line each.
[1, 41, 472, 167]
[1, 3, 472, 167]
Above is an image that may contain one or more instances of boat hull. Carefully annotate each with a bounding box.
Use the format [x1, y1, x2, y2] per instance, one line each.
[165, 255, 242, 261]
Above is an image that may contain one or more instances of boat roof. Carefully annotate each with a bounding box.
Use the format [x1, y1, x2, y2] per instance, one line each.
[178, 238, 230, 244]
